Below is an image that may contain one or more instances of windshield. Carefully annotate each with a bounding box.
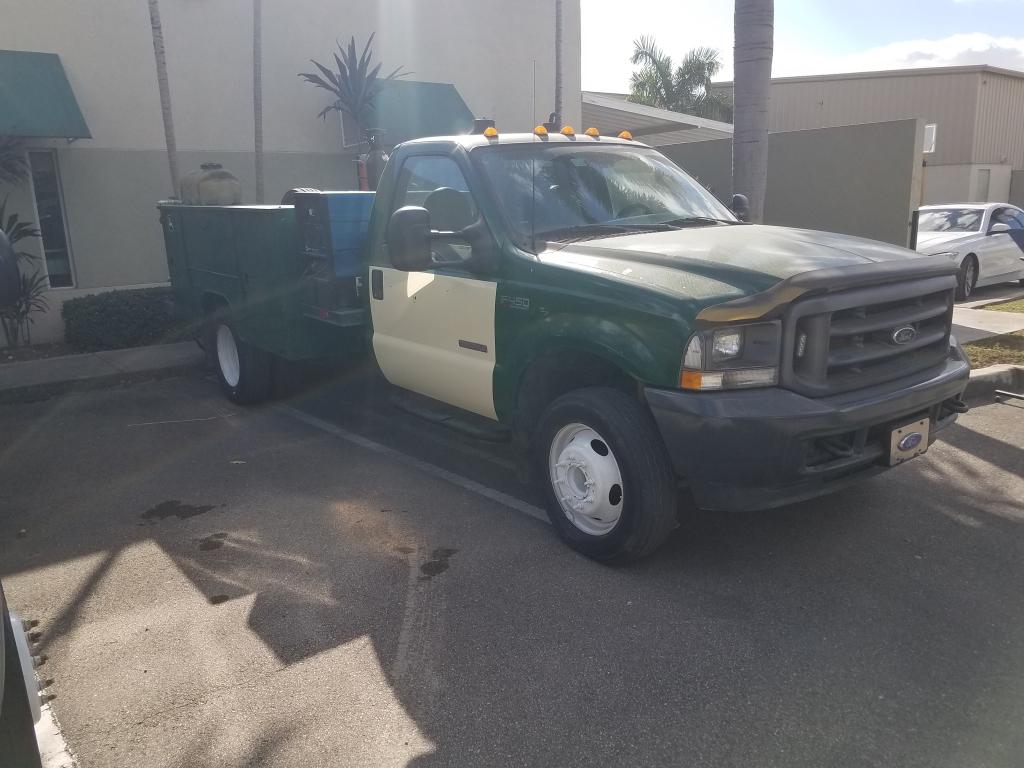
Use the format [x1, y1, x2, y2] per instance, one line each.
[471, 143, 735, 247]
[918, 208, 983, 233]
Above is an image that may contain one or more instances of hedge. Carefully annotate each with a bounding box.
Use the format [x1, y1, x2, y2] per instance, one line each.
[62, 287, 188, 351]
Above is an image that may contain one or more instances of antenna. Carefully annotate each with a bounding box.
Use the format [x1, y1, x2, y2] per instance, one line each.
[532, 59, 537, 254]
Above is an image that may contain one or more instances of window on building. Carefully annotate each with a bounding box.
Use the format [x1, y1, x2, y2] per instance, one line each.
[28, 150, 74, 288]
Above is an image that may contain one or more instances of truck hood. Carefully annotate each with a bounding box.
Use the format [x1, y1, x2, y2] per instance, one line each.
[915, 230, 977, 253]
[541, 224, 923, 302]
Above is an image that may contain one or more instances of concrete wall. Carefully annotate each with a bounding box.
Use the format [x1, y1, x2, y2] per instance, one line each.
[660, 119, 924, 247]
[1, 0, 582, 344]
[922, 163, 1012, 204]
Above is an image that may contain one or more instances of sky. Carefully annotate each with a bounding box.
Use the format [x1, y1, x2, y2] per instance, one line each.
[582, 0, 1024, 92]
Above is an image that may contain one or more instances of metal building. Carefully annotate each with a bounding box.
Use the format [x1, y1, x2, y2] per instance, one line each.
[715, 65, 1024, 205]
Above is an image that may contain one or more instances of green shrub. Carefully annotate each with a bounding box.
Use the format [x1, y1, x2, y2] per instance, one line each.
[62, 287, 188, 351]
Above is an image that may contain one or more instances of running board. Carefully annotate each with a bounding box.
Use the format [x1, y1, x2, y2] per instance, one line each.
[388, 392, 511, 443]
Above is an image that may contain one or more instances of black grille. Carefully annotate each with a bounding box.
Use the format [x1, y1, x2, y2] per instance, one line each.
[781, 275, 956, 397]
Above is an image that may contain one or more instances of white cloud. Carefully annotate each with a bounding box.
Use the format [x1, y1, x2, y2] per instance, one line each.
[773, 33, 1024, 77]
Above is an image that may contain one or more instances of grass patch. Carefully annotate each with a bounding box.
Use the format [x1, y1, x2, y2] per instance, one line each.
[985, 297, 1024, 313]
[963, 330, 1024, 368]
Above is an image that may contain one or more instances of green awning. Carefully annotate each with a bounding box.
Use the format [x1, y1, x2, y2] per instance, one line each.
[0, 50, 90, 138]
[367, 80, 474, 146]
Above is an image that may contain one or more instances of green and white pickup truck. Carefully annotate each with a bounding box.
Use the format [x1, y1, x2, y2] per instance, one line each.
[159, 131, 970, 562]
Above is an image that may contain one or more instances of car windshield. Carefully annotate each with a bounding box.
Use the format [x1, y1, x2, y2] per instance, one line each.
[471, 143, 735, 247]
[918, 208, 983, 233]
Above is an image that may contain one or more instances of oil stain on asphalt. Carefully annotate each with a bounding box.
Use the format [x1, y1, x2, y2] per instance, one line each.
[139, 500, 219, 524]
[197, 532, 228, 551]
[419, 548, 458, 580]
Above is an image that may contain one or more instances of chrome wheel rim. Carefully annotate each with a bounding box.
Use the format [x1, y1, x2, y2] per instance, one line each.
[965, 261, 976, 296]
[216, 324, 240, 387]
[548, 423, 624, 536]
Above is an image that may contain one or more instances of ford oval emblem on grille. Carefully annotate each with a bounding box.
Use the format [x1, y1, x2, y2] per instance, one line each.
[898, 432, 923, 451]
[891, 325, 917, 345]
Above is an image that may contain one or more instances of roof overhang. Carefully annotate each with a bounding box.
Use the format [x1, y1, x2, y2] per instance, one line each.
[0, 50, 90, 139]
[582, 92, 732, 146]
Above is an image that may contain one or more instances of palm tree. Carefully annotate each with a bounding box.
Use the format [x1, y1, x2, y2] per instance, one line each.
[299, 35, 409, 145]
[253, 0, 265, 202]
[554, 0, 564, 128]
[147, 0, 179, 196]
[732, 0, 774, 223]
[629, 38, 733, 121]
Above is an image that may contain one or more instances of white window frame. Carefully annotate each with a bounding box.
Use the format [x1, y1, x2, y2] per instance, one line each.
[26, 148, 77, 289]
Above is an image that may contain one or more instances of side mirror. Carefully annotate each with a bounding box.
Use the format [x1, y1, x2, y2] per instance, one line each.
[0, 229, 20, 309]
[387, 206, 432, 271]
[988, 221, 1011, 235]
[731, 193, 750, 222]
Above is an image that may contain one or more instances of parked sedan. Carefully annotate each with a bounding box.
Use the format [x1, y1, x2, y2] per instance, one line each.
[915, 203, 1024, 299]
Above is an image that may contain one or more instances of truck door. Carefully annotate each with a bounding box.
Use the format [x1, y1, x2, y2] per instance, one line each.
[369, 154, 498, 420]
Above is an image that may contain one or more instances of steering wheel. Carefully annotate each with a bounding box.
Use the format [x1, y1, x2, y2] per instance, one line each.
[618, 203, 653, 219]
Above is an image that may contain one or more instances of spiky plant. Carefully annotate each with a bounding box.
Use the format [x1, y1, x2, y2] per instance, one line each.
[298, 34, 409, 141]
[0, 136, 30, 187]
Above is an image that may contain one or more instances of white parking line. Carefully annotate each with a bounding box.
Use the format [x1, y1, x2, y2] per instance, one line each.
[277, 405, 549, 524]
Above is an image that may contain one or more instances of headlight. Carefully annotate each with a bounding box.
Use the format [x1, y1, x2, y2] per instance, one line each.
[680, 321, 781, 391]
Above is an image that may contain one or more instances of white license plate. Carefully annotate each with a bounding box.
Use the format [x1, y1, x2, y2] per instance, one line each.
[889, 417, 930, 466]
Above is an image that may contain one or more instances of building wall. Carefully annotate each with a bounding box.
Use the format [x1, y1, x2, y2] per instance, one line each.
[765, 71, 978, 168]
[1009, 171, 1024, 208]
[1, 0, 581, 344]
[972, 72, 1024, 167]
[661, 119, 924, 247]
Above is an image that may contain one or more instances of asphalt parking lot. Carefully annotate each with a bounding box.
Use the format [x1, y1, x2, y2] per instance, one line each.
[1, 371, 1023, 767]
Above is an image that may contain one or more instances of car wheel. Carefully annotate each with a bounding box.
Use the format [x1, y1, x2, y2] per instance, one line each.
[956, 255, 978, 301]
[214, 322, 272, 404]
[534, 387, 677, 564]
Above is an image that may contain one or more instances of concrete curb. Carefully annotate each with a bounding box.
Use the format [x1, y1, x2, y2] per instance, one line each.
[963, 363, 1024, 401]
[0, 342, 205, 404]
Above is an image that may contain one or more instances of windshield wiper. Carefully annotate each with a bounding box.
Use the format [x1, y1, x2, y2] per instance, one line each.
[537, 222, 678, 243]
[660, 216, 742, 227]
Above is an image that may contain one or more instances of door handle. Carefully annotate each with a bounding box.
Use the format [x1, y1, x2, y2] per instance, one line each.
[371, 269, 383, 300]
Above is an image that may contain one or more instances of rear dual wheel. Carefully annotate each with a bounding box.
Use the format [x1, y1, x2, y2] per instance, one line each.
[535, 387, 678, 564]
[213, 321, 272, 404]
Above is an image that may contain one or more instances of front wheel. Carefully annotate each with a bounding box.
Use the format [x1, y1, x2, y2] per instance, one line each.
[214, 322, 272, 404]
[534, 387, 678, 563]
[956, 255, 978, 300]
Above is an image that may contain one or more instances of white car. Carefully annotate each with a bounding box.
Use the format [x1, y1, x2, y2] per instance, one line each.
[915, 203, 1024, 299]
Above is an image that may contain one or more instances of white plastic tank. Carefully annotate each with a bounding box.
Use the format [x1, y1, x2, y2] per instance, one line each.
[179, 163, 242, 205]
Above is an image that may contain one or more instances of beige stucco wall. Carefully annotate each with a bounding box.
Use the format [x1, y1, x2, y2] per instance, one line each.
[1, 0, 582, 345]
[661, 119, 925, 247]
[923, 163, 1012, 204]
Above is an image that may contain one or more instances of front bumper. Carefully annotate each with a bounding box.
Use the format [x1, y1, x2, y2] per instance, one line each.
[645, 342, 971, 512]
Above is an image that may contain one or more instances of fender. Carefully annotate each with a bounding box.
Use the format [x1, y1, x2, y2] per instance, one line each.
[494, 311, 679, 421]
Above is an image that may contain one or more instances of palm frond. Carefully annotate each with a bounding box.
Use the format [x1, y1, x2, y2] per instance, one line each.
[0, 137, 30, 187]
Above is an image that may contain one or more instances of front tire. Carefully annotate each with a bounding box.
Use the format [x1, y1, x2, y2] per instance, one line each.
[534, 387, 677, 564]
[214, 321, 272, 404]
[956, 255, 978, 300]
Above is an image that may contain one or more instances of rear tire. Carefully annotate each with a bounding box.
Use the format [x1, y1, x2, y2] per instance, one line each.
[214, 321, 272, 404]
[956, 255, 978, 300]
[534, 387, 677, 564]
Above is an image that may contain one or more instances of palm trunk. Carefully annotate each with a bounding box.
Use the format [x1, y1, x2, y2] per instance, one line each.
[732, 0, 773, 223]
[554, 0, 563, 127]
[148, 0, 180, 196]
[253, 0, 265, 203]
